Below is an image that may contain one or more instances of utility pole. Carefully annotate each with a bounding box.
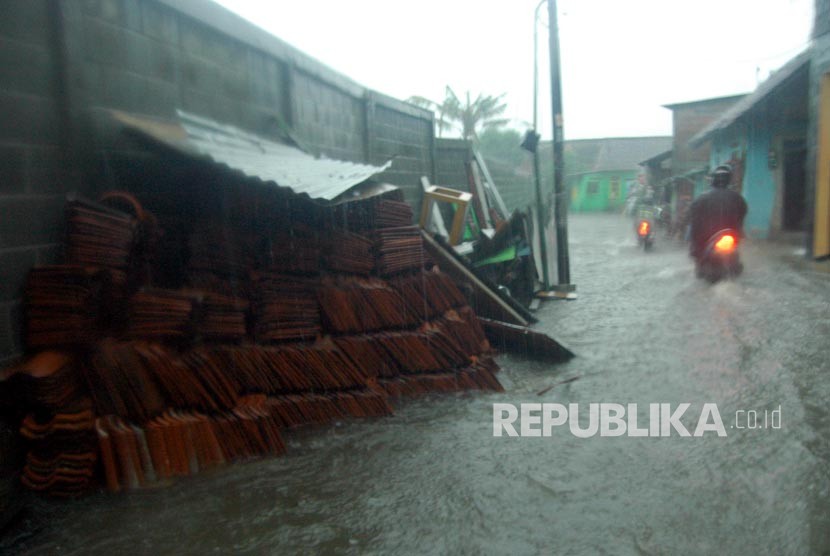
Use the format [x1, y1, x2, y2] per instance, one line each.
[531, 0, 550, 291]
[547, 0, 574, 292]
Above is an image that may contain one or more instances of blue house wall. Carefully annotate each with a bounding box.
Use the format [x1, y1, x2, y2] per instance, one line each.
[708, 89, 808, 238]
[745, 111, 776, 238]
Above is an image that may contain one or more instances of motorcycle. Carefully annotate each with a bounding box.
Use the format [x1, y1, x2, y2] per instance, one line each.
[695, 228, 743, 282]
[636, 215, 655, 251]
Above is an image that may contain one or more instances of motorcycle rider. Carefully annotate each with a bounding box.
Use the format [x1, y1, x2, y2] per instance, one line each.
[688, 164, 747, 259]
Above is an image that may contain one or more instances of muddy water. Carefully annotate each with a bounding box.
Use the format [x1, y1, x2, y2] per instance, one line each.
[8, 214, 830, 555]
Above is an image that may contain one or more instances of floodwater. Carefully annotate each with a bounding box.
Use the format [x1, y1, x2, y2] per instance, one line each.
[6, 214, 830, 555]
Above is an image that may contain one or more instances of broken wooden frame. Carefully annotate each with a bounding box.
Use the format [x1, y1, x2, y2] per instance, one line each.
[418, 183, 473, 246]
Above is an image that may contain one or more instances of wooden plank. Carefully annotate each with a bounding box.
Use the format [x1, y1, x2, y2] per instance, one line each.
[469, 160, 494, 231]
[473, 149, 510, 220]
[814, 74, 830, 258]
[419, 181, 472, 246]
[421, 231, 531, 326]
[479, 317, 574, 363]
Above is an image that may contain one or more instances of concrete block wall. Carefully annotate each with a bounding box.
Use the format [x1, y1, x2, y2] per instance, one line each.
[0, 1, 83, 365]
[292, 70, 366, 163]
[370, 94, 435, 204]
[435, 138, 472, 189]
[0, 0, 437, 364]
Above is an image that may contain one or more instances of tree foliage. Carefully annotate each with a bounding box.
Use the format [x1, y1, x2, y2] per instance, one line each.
[445, 87, 509, 140]
[407, 87, 509, 140]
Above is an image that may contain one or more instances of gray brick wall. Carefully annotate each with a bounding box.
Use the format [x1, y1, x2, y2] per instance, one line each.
[372, 99, 434, 205]
[293, 70, 366, 163]
[0, 1, 79, 365]
[435, 138, 472, 189]
[0, 0, 437, 363]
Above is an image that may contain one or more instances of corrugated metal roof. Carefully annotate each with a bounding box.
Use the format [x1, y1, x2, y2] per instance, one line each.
[688, 49, 811, 147]
[111, 109, 394, 204]
[661, 93, 747, 110]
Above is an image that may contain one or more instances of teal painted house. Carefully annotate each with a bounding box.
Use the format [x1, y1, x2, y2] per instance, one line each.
[691, 50, 810, 239]
[565, 137, 672, 212]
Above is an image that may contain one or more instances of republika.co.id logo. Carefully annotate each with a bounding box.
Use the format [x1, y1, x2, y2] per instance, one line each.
[493, 403, 782, 438]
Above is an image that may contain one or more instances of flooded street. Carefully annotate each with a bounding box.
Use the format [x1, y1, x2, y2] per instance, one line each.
[8, 213, 830, 555]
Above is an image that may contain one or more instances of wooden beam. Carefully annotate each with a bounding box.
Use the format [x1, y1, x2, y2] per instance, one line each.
[814, 74, 830, 258]
[479, 317, 574, 363]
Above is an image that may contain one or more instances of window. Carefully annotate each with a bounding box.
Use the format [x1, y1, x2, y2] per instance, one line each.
[587, 180, 600, 195]
[609, 177, 620, 200]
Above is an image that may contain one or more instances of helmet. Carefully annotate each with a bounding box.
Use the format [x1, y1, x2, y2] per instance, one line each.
[711, 165, 732, 189]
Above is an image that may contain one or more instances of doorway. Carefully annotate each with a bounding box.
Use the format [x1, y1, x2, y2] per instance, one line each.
[782, 140, 807, 231]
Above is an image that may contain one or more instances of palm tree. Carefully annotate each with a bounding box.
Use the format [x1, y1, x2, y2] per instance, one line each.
[406, 93, 460, 138]
[407, 87, 508, 141]
[444, 87, 509, 141]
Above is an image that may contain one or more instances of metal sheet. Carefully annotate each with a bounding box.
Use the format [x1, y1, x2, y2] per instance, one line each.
[110, 109, 393, 205]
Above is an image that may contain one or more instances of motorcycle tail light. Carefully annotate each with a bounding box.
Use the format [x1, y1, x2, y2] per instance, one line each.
[714, 234, 736, 253]
[638, 221, 650, 236]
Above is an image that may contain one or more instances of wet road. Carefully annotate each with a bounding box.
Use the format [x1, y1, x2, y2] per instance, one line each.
[8, 213, 830, 555]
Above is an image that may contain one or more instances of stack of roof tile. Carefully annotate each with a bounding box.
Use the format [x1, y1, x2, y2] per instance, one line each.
[371, 330, 469, 374]
[126, 289, 201, 341]
[373, 226, 426, 276]
[338, 197, 414, 230]
[24, 266, 110, 348]
[321, 230, 374, 275]
[20, 405, 98, 496]
[380, 358, 502, 397]
[196, 292, 249, 341]
[333, 335, 400, 379]
[373, 199, 414, 229]
[434, 307, 490, 357]
[95, 407, 285, 492]
[11, 352, 83, 412]
[262, 231, 321, 275]
[83, 340, 168, 423]
[260, 390, 392, 428]
[318, 278, 420, 334]
[213, 343, 369, 393]
[188, 229, 252, 279]
[126, 342, 239, 414]
[251, 273, 320, 342]
[85, 342, 372, 417]
[7, 190, 507, 497]
[188, 271, 249, 299]
[388, 270, 468, 321]
[65, 199, 140, 290]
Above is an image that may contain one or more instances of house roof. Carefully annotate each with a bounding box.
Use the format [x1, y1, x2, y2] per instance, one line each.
[639, 148, 673, 166]
[110, 109, 395, 205]
[688, 49, 812, 147]
[560, 136, 673, 175]
[661, 93, 748, 110]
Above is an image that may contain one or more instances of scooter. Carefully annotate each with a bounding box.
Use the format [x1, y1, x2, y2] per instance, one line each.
[695, 228, 743, 282]
[636, 217, 655, 251]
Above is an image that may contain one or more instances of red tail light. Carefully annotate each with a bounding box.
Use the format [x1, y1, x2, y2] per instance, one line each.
[637, 221, 650, 236]
[714, 234, 736, 253]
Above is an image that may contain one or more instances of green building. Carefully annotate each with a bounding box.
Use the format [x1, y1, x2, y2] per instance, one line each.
[565, 137, 672, 212]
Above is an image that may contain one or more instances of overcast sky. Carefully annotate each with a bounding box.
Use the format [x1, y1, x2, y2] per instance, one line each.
[213, 0, 814, 140]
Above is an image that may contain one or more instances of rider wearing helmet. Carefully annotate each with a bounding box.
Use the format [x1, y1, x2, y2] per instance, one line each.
[688, 165, 748, 258]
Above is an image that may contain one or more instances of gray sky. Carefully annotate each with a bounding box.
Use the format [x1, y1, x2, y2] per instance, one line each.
[213, 0, 814, 140]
